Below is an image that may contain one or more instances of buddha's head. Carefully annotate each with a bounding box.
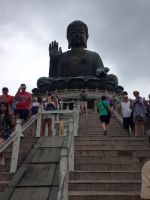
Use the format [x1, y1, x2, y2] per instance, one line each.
[67, 20, 89, 49]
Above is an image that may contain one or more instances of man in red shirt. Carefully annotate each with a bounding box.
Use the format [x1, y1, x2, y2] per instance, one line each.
[0, 87, 14, 114]
[14, 84, 31, 122]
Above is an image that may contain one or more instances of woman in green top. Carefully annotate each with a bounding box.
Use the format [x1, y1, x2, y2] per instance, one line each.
[98, 96, 112, 135]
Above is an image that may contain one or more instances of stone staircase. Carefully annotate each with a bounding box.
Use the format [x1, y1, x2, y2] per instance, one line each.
[0, 126, 38, 197]
[68, 109, 150, 200]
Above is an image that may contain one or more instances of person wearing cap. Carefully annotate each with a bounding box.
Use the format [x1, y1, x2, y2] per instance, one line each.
[0, 87, 14, 114]
[131, 91, 146, 136]
[118, 95, 134, 135]
[141, 160, 150, 200]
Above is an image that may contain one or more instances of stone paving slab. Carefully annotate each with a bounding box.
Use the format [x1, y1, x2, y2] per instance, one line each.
[31, 148, 61, 163]
[9, 187, 50, 200]
[18, 163, 58, 186]
[34, 137, 64, 148]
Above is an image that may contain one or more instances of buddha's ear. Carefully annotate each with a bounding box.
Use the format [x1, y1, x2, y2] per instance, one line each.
[84, 34, 89, 48]
[67, 36, 71, 49]
[85, 41, 87, 48]
[68, 42, 71, 49]
[87, 33, 89, 39]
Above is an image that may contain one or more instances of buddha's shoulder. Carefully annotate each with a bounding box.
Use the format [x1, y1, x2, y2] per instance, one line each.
[85, 50, 100, 57]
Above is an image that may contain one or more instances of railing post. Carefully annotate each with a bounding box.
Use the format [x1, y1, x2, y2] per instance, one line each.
[60, 100, 63, 110]
[68, 122, 74, 171]
[60, 148, 68, 200]
[60, 148, 68, 174]
[59, 120, 65, 136]
[51, 115, 55, 136]
[73, 108, 79, 136]
[36, 107, 42, 137]
[10, 119, 22, 173]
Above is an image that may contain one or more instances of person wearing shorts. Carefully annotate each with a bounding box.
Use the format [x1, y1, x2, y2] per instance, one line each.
[14, 84, 31, 123]
[118, 95, 134, 135]
[98, 96, 112, 136]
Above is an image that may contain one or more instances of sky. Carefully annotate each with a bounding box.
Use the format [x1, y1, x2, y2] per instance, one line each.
[0, 0, 150, 99]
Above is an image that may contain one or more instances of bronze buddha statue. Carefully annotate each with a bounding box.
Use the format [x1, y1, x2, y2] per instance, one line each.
[37, 20, 121, 93]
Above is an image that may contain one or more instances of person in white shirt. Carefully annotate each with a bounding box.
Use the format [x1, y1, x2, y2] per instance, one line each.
[118, 95, 134, 135]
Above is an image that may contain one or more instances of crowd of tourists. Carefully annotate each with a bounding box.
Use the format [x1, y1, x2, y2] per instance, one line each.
[0, 84, 61, 164]
[118, 91, 150, 136]
[0, 86, 150, 154]
[0, 86, 150, 198]
[96, 91, 150, 137]
[0, 86, 150, 141]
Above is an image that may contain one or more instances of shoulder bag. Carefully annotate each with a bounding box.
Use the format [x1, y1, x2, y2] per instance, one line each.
[101, 102, 111, 117]
[130, 97, 141, 118]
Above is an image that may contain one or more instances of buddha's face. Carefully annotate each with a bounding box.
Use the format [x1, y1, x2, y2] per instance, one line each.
[67, 25, 87, 48]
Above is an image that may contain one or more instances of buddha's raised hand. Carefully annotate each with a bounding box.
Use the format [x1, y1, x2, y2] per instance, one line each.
[49, 41, 62, 58]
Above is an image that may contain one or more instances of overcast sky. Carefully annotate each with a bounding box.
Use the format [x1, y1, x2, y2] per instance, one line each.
[0, 0, 149, 99]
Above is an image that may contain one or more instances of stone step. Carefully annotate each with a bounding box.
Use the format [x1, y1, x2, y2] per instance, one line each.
[69, 171, 141, 180]
[75, 136, 148, 140]
[0, 172, 13, 181]
[0, 165, 10, 172]
[69, 180, 141, 191]
[3, 153, 29, 165]
[75, 149, 150, 157]
[22, 129, 33, 134]
[75, 163, 143, 171]
[0, 126, 37, 193]
[78, 131, 125, 135]
[79, 125, 124, 130]
[70, 111, 144, 200]
[80, 120, 125, 125]
[75, 140, 149, 146]
[79, 128, 126, 131]
[20, 139, 38, 147]
[0, 181, 10, 192]
[75, 156, 143, 164]
[68, 191, 140, 200]
[79, 132, 128, 136]
[4, 150, 31, 158]
[4, 145, 34, 153]
[75, 145, 150, 150]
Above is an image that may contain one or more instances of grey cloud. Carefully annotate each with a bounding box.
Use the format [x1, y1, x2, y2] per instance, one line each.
[0, 0, 150, 97]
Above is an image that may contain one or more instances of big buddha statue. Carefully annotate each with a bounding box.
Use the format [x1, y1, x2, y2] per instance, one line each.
[37, 20, 123, 93]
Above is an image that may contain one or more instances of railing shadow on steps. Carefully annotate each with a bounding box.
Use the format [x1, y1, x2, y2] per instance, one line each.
[0, 103, 80, 200]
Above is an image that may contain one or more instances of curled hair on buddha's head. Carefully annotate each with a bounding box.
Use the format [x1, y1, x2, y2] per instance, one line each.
[67, 20, 89, 49]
